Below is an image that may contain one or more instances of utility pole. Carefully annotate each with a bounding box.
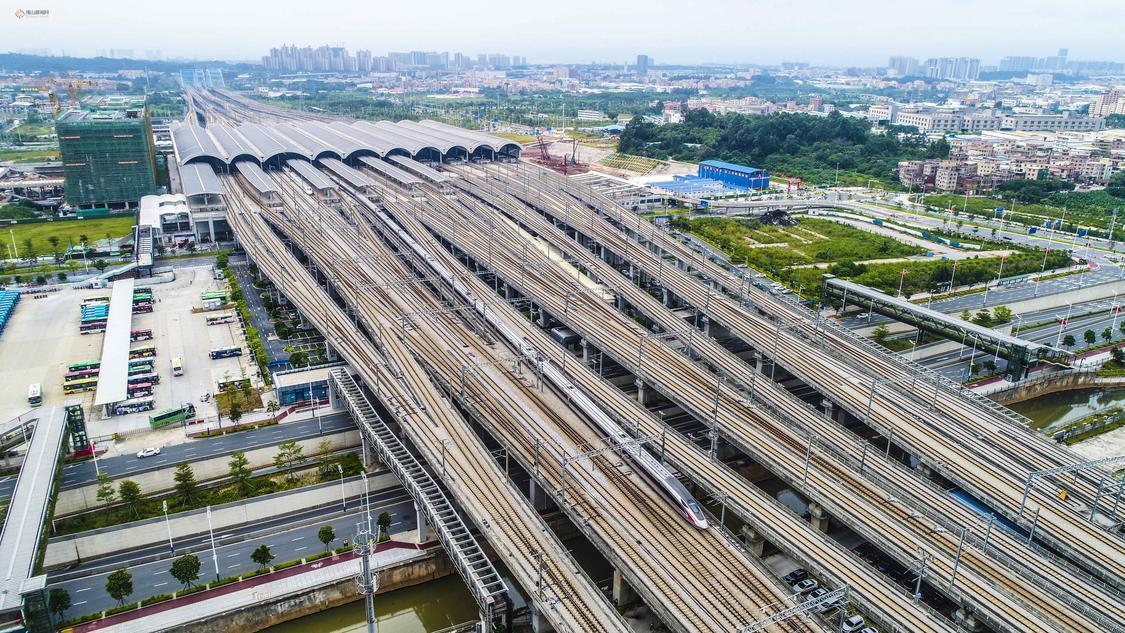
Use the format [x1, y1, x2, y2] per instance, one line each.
[353, 523, 378, 633]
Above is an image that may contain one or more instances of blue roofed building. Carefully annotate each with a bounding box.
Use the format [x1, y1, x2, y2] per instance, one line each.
[698, 160, 770, 190]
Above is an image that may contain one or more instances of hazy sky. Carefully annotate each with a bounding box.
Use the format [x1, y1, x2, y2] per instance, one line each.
[4, 0, 1124, 66]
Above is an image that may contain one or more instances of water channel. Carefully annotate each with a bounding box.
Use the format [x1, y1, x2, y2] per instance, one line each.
[1008, 387, 1125, 431]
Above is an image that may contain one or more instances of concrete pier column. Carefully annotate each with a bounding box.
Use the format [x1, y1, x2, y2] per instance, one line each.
[611, 569, 636, 606]
[821, 399, 834, 420]
[661, 287, 670, 306]
[808, 501, 830, 533]
[528, 479, 554, 512]
[504, 284, 515, 300]
[702, 316, 712, 337]
[739, 525, 765, 557]
[581, 339, 590, 364]
[414, 501, 430, 543]
[530, 603, 555, 633]
[635, 379, 655, 406]
[953, 607, 985, 632]
[536, 306, 548, 327]
[916, 462, 937, 480]
[750, 350, 763, 372]
[327, 381, 339, 411]
[614, 294, 626, 312]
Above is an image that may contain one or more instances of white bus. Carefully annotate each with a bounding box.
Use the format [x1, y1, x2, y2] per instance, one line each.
[171, 357, 184, 377]
[27, 383, 42, 407]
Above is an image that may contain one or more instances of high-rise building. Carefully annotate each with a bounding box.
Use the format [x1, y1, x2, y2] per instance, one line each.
[999, 56, 1037, 72]
[57, 96, 157, 209]
[923, 57, 980, 81]
[1091, 88, 1125, 117]
[887, 56, 918, 77]
[636, 54, 651, 77]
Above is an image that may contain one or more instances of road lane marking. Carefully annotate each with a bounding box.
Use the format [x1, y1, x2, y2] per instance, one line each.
[75, 587, 91, 593]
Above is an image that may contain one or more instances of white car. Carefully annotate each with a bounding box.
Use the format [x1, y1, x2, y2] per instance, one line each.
[842, 615, 866, 632]
[790, 578, 818, 594]
[136, 447, 161, 458]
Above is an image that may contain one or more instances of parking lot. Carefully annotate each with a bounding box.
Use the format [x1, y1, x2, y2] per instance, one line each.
[0, 264, 254, 438]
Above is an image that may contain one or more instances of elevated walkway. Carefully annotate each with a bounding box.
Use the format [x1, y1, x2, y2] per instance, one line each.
[823, 274, 1057, 378]
[0, 405, 67, 631]
[94, 279, 135, 411]
[328, 369, 507, 622]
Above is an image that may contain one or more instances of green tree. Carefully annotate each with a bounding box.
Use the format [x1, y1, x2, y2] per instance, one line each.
[118, 480, 143, 518]
[1119, 320, 1125, 337]
[215, 252, 229, 269]
[1084, 329, 1097, 346]
[982, 359, 997, 373]
[169, 554, 201, 589]
[105, 568, 134, 606]
[93, 259, 108, 272]
[78, 234, 89, 246]
[972, 310, 993, 327]
[56, 271, 66, 282]
[316, 438, 334, 475]
[273, 440, 306, 481]
[1111, 347, 1125, 365]
[48, 587, 71, 623]
[34, 274, 46, 286]
[173, 463, 199, 505]
[871, 324, 890, 344]
[95, 471, 116, 514]
[992, 305, 1012, 323]
[251, 544, 274, 570]
[377, 512, 392, 540]
[960, 309, 972, 321]
[1062, 334, 1076, 349]
[228, 450, 254, 496]
[228, 402, 243, 424]
[288, 351, 307, 367]
[1103, 327, 1113, 343]
[47, 235, 60, 259]
[318, 525, 336, 552]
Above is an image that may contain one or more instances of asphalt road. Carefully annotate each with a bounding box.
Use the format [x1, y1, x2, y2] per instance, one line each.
[0, 414, 355, 500]
[49, 489, 414, 616]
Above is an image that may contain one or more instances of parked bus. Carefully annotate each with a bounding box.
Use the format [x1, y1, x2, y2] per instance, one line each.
[80, 315, 108, 325]
[171, 357, 184, 376]
[128, 364, 154, 376]
[128, 372, 160, 386]
[114, 397, 155, 416]
[64, 369, 100, 381]
[130, 329, 154, 342]
[209, 346, 242, 360]
[149, 403, 196, 428]
[129, 345, 157, 359]
[127, 383, 154, 398]
[27, 383, 42, 407]
[84, 295, 110, 304]
[79, 321, 107, 334]
[205, 313, 236, 326]
[68, 360, 100, 372]
[133, 303, 153, 314]
[63, 378, 99, 394]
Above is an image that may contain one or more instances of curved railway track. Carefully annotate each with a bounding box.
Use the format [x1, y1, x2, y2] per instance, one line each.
[244, 167, 815, 633]
[377, 172, 1115, 633]
[482, 163, 1125, 590]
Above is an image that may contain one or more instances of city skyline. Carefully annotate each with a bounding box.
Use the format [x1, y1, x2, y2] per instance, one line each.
[4, 0, 1125, 67]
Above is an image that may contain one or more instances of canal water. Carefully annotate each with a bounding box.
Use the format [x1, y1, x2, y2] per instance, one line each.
[266, 574, 478, 633]
[1008, 388, 1125, 431]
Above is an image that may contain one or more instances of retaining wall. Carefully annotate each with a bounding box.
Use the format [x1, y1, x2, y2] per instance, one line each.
[56, 429, 360, 516]
[45, 471, 396, 570]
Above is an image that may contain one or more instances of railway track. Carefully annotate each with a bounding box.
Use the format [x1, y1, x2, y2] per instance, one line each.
[245, 167, 817, 632]
[221, 174, 627, 633]
[379, 171, 1118, 633]
[444, 163, 1125, 623]
[480, 163, 1125, 589]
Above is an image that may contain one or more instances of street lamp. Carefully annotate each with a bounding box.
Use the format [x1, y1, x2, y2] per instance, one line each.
[1054, 303, 1073, 348]
[163, 500, 174, 553]
[206, 505, 220, 581]
[1013, 314, 1023, 336]
[1112, 293, 1122, 335]
[337, 463, 346, 513]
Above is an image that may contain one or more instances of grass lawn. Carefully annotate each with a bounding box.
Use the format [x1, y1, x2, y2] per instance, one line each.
[493, 132, 537, 144]
[2, 216, 135, 252]
[0, 148, 59, 163]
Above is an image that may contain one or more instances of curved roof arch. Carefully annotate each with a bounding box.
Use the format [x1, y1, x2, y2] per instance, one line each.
[174, 119, 519, 168]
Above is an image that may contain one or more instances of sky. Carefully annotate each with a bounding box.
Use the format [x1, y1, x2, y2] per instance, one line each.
[3, 0, 1125, 67]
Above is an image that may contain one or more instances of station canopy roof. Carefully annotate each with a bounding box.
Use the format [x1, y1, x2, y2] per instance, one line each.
[172, 119, 519, 167]
[180, 163, 224, 197]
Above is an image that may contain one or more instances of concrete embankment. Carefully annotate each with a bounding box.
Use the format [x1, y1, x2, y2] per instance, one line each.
[985, 371, 1125, 406]
[46, 471, 396, 570]
[56, 429, 360, 516]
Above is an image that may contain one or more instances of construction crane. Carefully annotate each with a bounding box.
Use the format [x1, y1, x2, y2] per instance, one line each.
[66, 79, 93, 109]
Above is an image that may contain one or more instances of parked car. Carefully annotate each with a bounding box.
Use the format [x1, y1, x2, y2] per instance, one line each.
[136, 447, 161, 458]
[790, 578, 818, 594]
[842, 615, 866, 632]
[815, 589, 844, 613]
[783, 569, 809, 585]
[804, 587, 828, 603]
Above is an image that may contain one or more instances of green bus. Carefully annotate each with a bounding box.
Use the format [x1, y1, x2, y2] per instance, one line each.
[149, 403, 197, 428]
[68, 360, 101, 372]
